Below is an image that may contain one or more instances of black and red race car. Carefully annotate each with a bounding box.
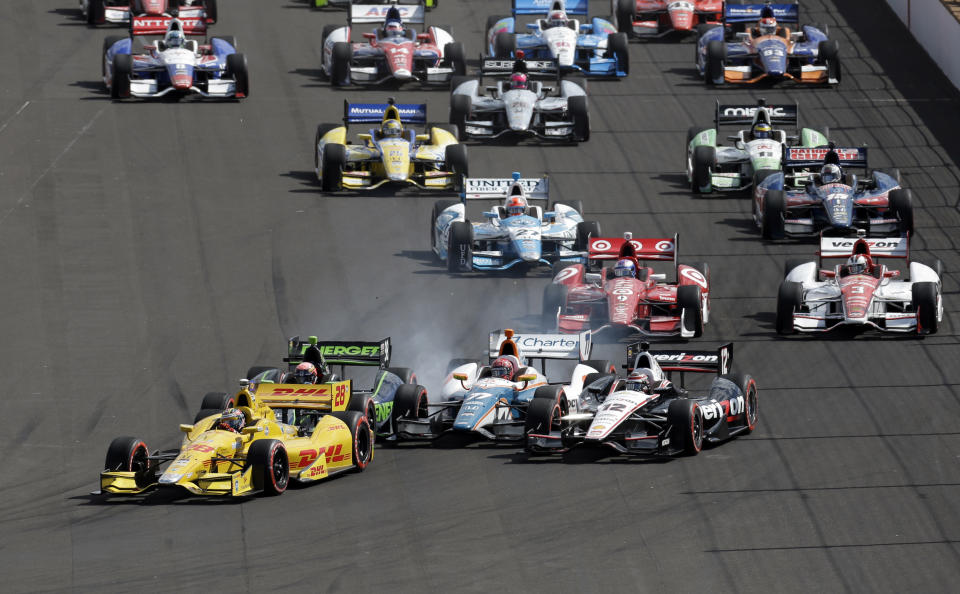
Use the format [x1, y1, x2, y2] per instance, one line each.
[542, 233, 710, 338]
[81, 0, 217, 27]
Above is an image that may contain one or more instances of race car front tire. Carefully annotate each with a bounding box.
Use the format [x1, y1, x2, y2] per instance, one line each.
[913, 282, 939, 335]
[329, 411, 373, 471]
[88, 0, 105, 26]
[678, 284, 704, 338]
[104, 436, 149, 472]
[575, 221, 601, 251]
[314, 123, 338, 169]
[226, 53, 249, 97]
[450, 93, 471, 138]
[776, 281, 803, 335]
[321, 143, 347, 192]
[392, 383, 428, 435]
[444, 42, 466, 77]
[783, 258, 808, 279]
[447, 220, 473, 272]
[889, 188, 914, 235]
[542, 283, 568, 330]
[705, 40, 725, 85]
[331, 42, 351, 86]
[494, 33, 516, 59]
[606, 33, 629, 75]
[615, 0, 636, 34]
[691, 145, 714, 193]
[248, 439, 289, 495]
[753, 168, 778, 194]
[431, 199, 458, 251]
[524, 397, 562, 442]
[444, 143, 468, 188]
[569, 95, 590, 142]
[102, 36, 125, 81]
[667, 399, 703, 455]
[761, 190, 786, 239]
[347, 393, 377, 435]
[111, 54, 132, 100]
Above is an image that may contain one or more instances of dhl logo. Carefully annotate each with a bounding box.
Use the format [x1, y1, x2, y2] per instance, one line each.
[294, 444, 349, 469]
[263, 387, 330, 397]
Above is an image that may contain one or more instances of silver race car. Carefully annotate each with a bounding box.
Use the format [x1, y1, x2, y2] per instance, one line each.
[449, 58, 589, 142]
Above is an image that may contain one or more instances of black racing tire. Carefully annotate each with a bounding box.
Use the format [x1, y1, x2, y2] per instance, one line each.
[104, 436, 149, 472]
[246, 366, 282, 383]
[102, 36, 125, 80]
[692, 145, 715, 193]
[200, 391, 235, 412]
[705, 40, 725, 85]
[193, 408, 222, 424]
[449, 74, 473, 94]
[677, 284, 704, 338]
[569, 95, 590, 142]
[450, 93, 471, 138]
[314, 123, 339, 169]
[392, 383, 428, 438]
[386, 367, 417, 385]
[444, 42, 466, 77]
[431, 199, 459, 251]
[447, 220, 473, 272]
[889, 188, 914, 235]
[913, 282, 939, 335]
[554, 200, 584, 216]
[347, 393, 377, 435]
[686, 125, 707, 147]
[111, 53, 132, 100]
[209, 35, 236, 51]
[248, 439, 289, 495]
[818, 39, 841, 83]
[615, 0, 636, 34]
[582, 359, 616, 374]
[783, 258, 808, 279]
[762, 190, 786, 240]
[331, 41, 351, 86]
[524, 397, 562, 437]
[203, 0, 218, 24]
[329, 411, 374, 471]
[575, 221, 601, 251]
[320, 24, 338, 49]
[667, 399, 703, 455]
[321, 143, 347, 192]
[606, 33, 629, 75]
[776, 281, 803, 335]
[542, 283, 568, 330]
[753, 168, 779, 192]
[445, 143, 468, 191]
[715, 371, 758, 432]
[494, 32, 516, 58]
[879, 167, 902, 186]
[226, 53, 249, 97]
[88, 0, 105, 26]
[532, 385, 567, 415]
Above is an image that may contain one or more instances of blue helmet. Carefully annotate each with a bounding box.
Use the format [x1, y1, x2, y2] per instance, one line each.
[613, 258, 636, 278]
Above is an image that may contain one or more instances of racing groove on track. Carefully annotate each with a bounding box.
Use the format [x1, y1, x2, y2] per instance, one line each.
[1, 1, 958, 591]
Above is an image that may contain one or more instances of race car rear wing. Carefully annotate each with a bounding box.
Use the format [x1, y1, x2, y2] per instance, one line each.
[284, 336, 391, 368]
[724, 3, 799, 24]
[489, 328, 592, 367]
[588, 233, 678, 280]
[252, 380, 352, 412]
[626, 342, 733, 384]
[349, 1, 426, 25]
[130, 16, 207, 37]
[462, 173, 549, 202]
[818, 230, 910, 265]
[344, 100, 427, 124]
[715, 99, 798, 128]
[481, 57, 559, 76]
[513, 0, 588, 16]
[783, 146, 868, 171]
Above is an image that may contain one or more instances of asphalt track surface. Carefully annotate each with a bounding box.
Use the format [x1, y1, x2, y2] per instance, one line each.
[2, 1, 959, 592]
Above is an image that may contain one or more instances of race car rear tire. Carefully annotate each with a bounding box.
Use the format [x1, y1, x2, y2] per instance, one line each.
[88, 0, 105, 26]
[776, 281, 803, 335]
[329, 411, 374, 471]
[554, 200, 584, 216]
[347, 393, 377, 435]
[761, 190, 786, 240]
[203, 0, 218, 24]
[583, 359, 616, 374]
[889, 188, 914, 235]
[447, 220, 473, 272]
[542, 283, 568, 330]
[314, 123, 338, 169]
[569, 95, 590, 142]
[104, 436, 149, 472]
[667, 399, 703, 455]
[449, 94, 471, 138]
[783, 258, 808, 279]
[913, 282, 939, 335]
[445, 143, 468, 190]
[111, 54, 132, 100]
[714, 371, 758, 432]
[321, 143, 347, 192]
[331, 41, 351, 86]
[691, 145, 714, 193]
[494, 32, 516, 59]
[615, 0, 636, 34]
[226, 53, 249, 97]
[386, 367, 417, 385]
[818, 40, 841, 83]
[575, 221, 601, 251]
[193, 408, 222, 424]
[606, 33, 629, 75]
[532, 385, 567, 415]
[705, 40, 725, 85]
[431, 199, 458, 251]
[200, 391, 235, 412]
[678, 284, 704, 338]
[209, 35, 236, 51]
[392, 384, 428, 430]
[524, 396, 562, 437]
[443, 42, 466, 77]
[248, 439, 289, 495]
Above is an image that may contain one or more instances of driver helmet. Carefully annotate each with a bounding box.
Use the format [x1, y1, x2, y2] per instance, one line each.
[164, 29, 185, 49]
[510, 73, 528, 90]
[490, 356, 519, 381]
[381, 119, 403, 138]
[625, 369, 655, 393]
[612, 258, 636, 279]
[216, 408, 245, 433]
[820, 163, 842, 184]
[505, 195, 528, 217]
[294, 362, 319, 384]
[752, 122, 772, 140]
[385, 18, 404, 35]
[547, 10, 568, 28]
[846, 254, 869, 275]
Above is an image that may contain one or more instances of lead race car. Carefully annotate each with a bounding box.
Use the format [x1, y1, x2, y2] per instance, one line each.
[526, 341, 757, 457]
[102, 16, 248, 100]
[394, 329, 616, 443]
[433, 173, 599, 273]
[696, 2, 839, 86]
[98, 378, 374, 498]
[82, 0, 217, 27]
[543, 232, 711, 338]
[315, 99, 467, 192]
[777, 231, 942, 335]
[488, 0, 629, 77]
[449, 57, 590, 142]
[687, 98, 828, 194]
[753, 146, 913, 240]
[612, 0, 722, 39]
[320, 1, 465, 86]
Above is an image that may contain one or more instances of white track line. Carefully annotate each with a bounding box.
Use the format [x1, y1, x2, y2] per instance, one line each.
[0, 101, 30, 135]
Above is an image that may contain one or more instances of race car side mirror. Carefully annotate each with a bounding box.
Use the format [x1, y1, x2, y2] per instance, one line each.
[179, 424, 194, 433]
[517, 374, 536, 387]
[242, 426, 262, 436]
[483, 211, 498, 219]
[452, 373, 468, 381]
[650, 273, 666, 281]
[415, 134, 430, 141]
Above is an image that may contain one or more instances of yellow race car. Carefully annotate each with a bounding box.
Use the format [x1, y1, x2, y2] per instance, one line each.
[314, 98, 467, 191]
[99, 379, 373, 497]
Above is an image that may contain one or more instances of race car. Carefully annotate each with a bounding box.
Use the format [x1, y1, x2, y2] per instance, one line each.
[82, 0, 217, 27]
[394, 328, 617, 442]
[314, 99, 467, 192]
[696, 3, 839, 86]
[526, 341, 757, 457]
[320, 1, 464, 86]
[449, 57, 590, 142]
[777, 231, 942, 335]
[98, 379, 374, 498]
[433, 173, 599, 273]
[612, 0, 722, 39]
[243, 336, 428, 442]
[687, 98, 828, 194]
[487, 0, 629, 77]
[311, 0, 437, 11]
[753, 146, 913, 240]
[543, 232, 710, 338]
[102, 16, 248, 100]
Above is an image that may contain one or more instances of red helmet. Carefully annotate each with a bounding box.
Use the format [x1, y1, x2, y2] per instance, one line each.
[505, 195, 527, 217]
[548, 10, 567, 28]
[490, 356, 518, 381]
[510, 72, 528, 90]
[294, 362, 318, 384]
[758, 16, 777, 36]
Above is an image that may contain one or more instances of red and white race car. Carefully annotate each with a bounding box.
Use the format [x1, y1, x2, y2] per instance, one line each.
[612, 0, 721, 38]
[81, 0, 217, 27]
[542, 233, 711, 338]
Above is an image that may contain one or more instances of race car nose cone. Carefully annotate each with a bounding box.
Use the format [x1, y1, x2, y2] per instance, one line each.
[172, 74, 192, 89]
[387, 171, 408, 182]
[669, 10, 693, 30]
[393, 69, 412, 79]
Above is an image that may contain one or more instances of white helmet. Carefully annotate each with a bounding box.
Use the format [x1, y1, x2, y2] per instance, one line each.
[846, 254, 869, 275]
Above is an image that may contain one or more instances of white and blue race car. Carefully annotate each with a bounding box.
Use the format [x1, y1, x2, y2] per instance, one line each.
[486, 0, 629, 77]
[431, 173, 601, 273]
